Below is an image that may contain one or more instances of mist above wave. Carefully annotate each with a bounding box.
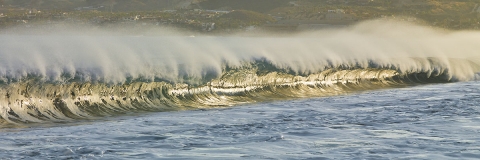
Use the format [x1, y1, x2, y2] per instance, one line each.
[0, 20, 479, 84]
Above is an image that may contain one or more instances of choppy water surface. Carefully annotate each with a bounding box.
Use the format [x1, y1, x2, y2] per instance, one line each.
[1, 21, 480, 159]
[1, 81, 479, 159]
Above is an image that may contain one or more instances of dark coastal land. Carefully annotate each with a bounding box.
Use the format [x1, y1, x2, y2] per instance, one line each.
[0, 0, 479, 33]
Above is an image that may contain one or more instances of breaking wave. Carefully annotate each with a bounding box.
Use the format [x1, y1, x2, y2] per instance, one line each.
[0, 20, 479, 124]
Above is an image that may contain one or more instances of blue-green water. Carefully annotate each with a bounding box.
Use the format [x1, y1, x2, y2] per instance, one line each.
[1, 81, 479, 159]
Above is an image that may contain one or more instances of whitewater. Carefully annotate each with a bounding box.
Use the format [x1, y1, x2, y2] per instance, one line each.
[0, 20, 480, 159]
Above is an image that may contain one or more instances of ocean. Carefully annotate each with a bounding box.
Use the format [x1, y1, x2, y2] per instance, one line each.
[0, 20, 479, 159]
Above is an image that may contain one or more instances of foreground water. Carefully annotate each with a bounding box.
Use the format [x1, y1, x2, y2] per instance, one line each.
[1, 81, 479, 159]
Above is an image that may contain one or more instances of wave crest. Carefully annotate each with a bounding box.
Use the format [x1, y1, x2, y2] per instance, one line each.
[1, 20, 480, 125]
[0, 64, 460, 124]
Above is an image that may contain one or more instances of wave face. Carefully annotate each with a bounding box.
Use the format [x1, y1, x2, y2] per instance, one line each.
[1, 20, 480, 124]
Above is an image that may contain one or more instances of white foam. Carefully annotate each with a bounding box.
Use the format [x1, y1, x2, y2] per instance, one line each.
[0, 20, 479, 83]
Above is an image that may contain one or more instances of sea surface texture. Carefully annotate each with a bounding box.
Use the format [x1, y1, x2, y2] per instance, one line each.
[0, 20, 479, 159]
[1, 81, 479, 159]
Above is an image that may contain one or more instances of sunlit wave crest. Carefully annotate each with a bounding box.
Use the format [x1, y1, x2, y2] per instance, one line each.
[1, 20, 479, 124]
